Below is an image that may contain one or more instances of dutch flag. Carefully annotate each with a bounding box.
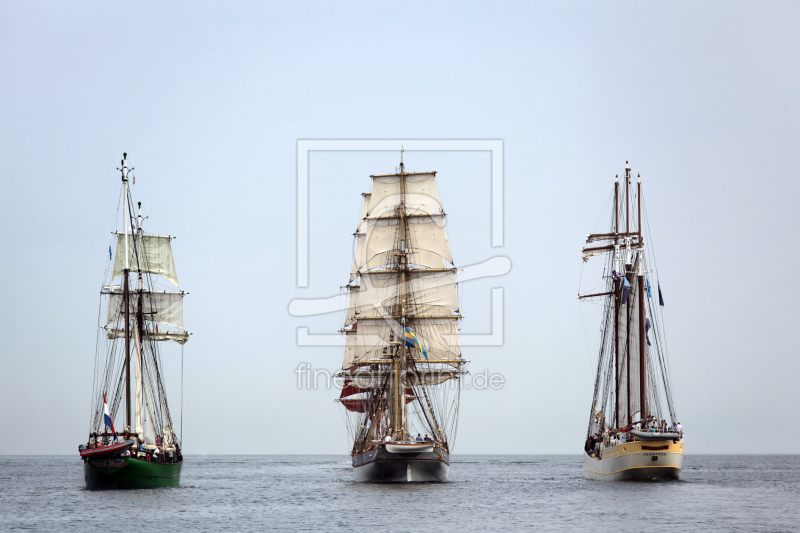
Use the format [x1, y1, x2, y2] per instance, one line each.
[103, 394, 115, 434]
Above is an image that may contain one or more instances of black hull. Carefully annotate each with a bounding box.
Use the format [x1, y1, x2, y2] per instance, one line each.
[352, 445, 450, 482]
[615, 466, 681, 481]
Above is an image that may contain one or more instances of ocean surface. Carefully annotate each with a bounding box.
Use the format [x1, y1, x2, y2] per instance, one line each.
[1, 455, 798, 532]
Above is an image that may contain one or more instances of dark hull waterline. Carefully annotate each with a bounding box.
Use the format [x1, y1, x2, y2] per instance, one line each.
[84, 457, 182, 489]
[352, 446, 450, 482]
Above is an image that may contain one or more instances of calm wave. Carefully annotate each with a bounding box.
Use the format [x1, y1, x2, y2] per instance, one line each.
[1, 455, 798, 532]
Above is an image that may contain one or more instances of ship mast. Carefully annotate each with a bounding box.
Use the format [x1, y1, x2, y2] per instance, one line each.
[121, 154, 132, 432]
[625, 162, 631, 425]
[613, 177, 619, 429]
[395, 147, 408, 440]
[135, 200, 145, 439]
[637, 175, 646, 424]
[580, 162, 676, 438]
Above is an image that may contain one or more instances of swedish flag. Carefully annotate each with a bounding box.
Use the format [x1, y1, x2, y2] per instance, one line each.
[404, 326, 428, 359]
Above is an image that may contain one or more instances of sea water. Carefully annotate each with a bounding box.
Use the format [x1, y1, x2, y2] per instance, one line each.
[0, 455, 798, 532]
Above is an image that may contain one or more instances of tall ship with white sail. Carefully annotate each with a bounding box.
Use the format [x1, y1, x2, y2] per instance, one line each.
[579, 162, 683, 481]
[336, 154, 466, 482]
[79, 153, 189, 488]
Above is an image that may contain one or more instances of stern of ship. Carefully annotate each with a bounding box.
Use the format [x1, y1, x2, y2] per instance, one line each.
[584, 439, 683, 481]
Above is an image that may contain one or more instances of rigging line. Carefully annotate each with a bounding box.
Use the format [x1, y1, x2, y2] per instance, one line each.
[181, 342, 184, 444]
[642, 193, 670, 358]
[578, 303, 595, 377]
[91, 290, 105, 427]
[641, 195, 676, 417]
[577, 258, 597, 378]
[94, 184, 126, 428]
[589, 189, 615, 236]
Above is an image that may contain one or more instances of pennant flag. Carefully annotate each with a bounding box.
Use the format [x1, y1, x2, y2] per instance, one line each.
[103, 393, 115, 433]
[658, 282, 665, 307]
[645, 305, 652, 346]
[600, 320, 604, 332]
[646, 278, 652, 298]
[621, 278, 632, 305]
[404, 326, 428, 359]
[109, 246, 113, 260]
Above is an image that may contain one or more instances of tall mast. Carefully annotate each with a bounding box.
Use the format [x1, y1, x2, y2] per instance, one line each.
[625, 163, 631, 425]
[613, 177, 619, 429]
[637, 175, 646, 423]
[625, 162, 629, 235]
[396, 147, 408, 440]
[122, 154, 131, 432]
[136, 200, 145, 438]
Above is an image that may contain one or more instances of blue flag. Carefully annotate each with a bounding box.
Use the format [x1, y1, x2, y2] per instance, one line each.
[404, 326, 428, 359]
[646, 278, 652, 298]
[109, 245, 112, 260]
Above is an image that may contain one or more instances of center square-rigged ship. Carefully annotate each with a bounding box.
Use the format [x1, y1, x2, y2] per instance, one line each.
[335, 155, 466, 482]
[578, 162, 684, 481]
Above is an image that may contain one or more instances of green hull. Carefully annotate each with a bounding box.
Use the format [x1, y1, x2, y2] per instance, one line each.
[84, 456, 182, 489]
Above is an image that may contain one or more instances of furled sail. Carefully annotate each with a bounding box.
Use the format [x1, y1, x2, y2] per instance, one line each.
[613, 255, 645, 424]
[340, 369, 462, 388]
[104, 286, 185, 329]
[112, 233, 178, 286]
[105, 327, 189, 344]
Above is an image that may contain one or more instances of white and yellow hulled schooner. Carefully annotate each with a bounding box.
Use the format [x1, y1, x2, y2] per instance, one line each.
[336, 155, 466, 482]
[579, 162, 683, 481]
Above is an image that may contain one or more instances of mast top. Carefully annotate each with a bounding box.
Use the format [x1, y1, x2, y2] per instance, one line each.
[400, 146, 404, 172]
[118, 152, 133, 183]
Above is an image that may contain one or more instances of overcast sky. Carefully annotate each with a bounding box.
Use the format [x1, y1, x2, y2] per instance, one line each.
[1, 2, 798, 455]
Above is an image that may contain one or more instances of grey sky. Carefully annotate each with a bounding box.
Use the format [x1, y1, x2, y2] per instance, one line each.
[1, 2, 798, 454]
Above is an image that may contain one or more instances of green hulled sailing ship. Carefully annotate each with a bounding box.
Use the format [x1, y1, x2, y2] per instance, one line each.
[79, 153, 188, 488]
